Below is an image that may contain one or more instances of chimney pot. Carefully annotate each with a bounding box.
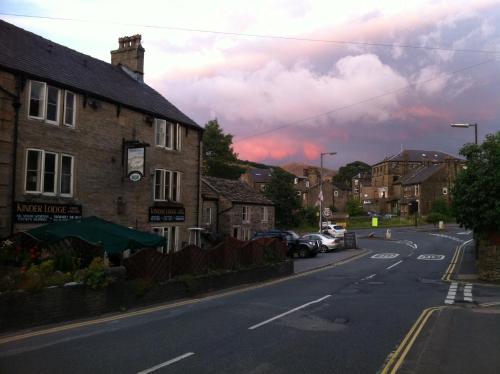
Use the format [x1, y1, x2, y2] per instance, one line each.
[111, 34, 145, 81]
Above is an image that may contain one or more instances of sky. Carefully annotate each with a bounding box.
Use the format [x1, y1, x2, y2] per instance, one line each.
[1, 0, 500, 169]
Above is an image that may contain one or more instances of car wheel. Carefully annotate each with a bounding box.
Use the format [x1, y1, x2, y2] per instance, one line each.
[321, 245, 329, 253]
[298, 246, 308, 258]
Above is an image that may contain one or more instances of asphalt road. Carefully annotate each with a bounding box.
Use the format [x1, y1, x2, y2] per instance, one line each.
[0, 227, 474, 374]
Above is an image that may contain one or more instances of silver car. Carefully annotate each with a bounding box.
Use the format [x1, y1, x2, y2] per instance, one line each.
[301, 233, 342, 252]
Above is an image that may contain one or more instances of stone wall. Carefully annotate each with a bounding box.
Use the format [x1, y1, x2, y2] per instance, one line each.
[0, 261, 293, 332]
[1, 70, 202, 245]
[479, 241, 500, 283]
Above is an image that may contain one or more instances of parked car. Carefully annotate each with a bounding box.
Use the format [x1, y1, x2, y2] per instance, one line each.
[322, 224, 347, 238]
[252, 230, 319, 258]
[301, 233, 342, 252]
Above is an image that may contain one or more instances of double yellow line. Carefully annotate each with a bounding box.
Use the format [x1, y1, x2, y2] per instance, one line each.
[380, 306, 443, 374]
[442, 239, 473, 282]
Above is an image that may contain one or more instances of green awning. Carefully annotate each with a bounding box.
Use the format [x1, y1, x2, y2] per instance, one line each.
[26, 216, 166, 254]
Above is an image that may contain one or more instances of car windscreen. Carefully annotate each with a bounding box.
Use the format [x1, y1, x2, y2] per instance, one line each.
[333, 226, 344, 230]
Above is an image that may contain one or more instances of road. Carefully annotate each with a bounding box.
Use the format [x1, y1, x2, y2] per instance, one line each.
[0, 227, 477, 373]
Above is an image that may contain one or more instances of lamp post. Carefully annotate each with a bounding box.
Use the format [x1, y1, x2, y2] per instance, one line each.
[450, 123, 478, 144]
[319, 152, 337, 232]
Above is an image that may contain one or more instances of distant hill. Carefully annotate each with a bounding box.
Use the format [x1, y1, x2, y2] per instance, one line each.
[281, 162, 337, 178]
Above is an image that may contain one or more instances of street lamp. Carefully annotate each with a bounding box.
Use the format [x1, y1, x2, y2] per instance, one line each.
[450, 123, 478, 144]
[319, 152, 337, 232]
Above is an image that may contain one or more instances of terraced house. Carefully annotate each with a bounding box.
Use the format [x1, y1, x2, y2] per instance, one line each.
[0, 20, 203, 251]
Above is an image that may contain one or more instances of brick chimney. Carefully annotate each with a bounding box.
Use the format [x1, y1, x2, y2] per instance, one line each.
[111, 35, 145, 82]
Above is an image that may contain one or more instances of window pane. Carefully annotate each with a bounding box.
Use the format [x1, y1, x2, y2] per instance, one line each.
[26, 150, 42, 191]
[64, 92, 75, 126]
[165, 122, 172, 148]
[154, 170, 162, 200]
[173, 123, 178, 150]
[29, 81, 45, 118]
[164, 171, 171, 201]
[43, 153, 57, 193]
[46, 86, 59, 122]
[155, 120, 166, 147]
[60, 155, 73, 195]
[171, 172, 178, 201]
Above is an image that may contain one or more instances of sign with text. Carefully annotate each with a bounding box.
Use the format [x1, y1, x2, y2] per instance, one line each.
[149, 206, 185, 223]
[15, 202, 82, 224]
[127, 147, 145, 181]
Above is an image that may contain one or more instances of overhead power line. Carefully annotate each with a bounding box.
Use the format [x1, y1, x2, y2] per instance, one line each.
[234, 58, 496, 143]
[1, 12, 499, 55]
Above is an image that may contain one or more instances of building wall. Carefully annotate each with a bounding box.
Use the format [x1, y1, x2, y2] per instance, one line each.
[217, 202, 274, 240]
[0, 71, 17, 237]
[304, 183, 350, 213]
[201, 199, 218, 236]
[4, 71, 202, 246]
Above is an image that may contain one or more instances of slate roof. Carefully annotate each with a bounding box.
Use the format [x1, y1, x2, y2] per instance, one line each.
[374, 149, 459, 165]
[0, 20, 200, 129]
[401, 164, 445, 185]
[247, 168, 273, 183]
[202, 177, 274, 205]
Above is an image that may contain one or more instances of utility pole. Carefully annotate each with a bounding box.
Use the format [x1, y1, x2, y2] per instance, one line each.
[319, 152, 336, 232]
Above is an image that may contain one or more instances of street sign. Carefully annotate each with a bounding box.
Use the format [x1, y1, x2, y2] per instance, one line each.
[371, 253, 399, 259]
[372, 217, 378, 227]
[417, 254, 445, 261]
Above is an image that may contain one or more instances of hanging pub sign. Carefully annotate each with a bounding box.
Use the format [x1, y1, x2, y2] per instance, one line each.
[123, 139, 149, 182]
[15, 202, 82, 224]
[149, 206, 185, 223]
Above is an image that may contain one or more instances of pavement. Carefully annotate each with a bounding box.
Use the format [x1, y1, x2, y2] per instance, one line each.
[1, 226, 499, 373]
[384, 232, 500, 374]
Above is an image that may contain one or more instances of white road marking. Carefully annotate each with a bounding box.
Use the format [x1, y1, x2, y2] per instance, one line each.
[444, 282, 458, 305]
[371, 253, 400, 259]
[386, 260, 403, 270]
[417, 254, 445, 261]
[430, 233, 464, 243]
[396, 240, 418, 250]
[361, 274, 377, 281]
[248, 295, 332, 330]
[137, 352, 195, 374]
[457, 231, 472, 235]
[463, 284, 473, 302]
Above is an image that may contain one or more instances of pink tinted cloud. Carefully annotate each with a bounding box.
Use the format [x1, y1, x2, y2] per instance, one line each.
[396, 105, 453, 122]
[303, 142, 323, 160]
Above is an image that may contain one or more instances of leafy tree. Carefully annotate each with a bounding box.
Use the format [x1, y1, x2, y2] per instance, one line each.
[430, 199, 451, 217]
[452, 132, 500, 237]
[202, 119, 245, 179]
[346, 198, 364, 217]
[264, 168, 301, 228]
[333, 161, 371, 188]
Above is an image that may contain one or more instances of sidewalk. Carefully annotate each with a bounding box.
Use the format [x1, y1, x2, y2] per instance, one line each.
[386, 240, 500, 373]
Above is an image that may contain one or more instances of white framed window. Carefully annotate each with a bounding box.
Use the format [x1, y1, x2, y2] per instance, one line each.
[242, 227, 251, 241]
[242, 205, 251, 223]
[334, 190, 339, 197]
[60, 154, 74, 196]
[305, 181, 310, 188]
[232, 226, 241, 239]
[45, 85, 60, 124]
[262, 206, 269, 222]
[42, 152, 58, 195]
[25, 149, 43, 193]
[154, 169, 181, 202]
[154, 119, 181, 151]
[152, 226, 180, 253]
[28, 80, 76, 126]
[204, 207, 212, 225]
[64, 91, 76, 127]
[25, 149, 74, 196]
[294, 178, 298, 184]
[28, 81, 46, 120]
[442, 187, 448, 195]
[415, 185, 420, 196]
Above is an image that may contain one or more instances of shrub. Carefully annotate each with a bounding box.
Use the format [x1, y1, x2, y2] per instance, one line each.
[131, 278, 154, 297]
[426, 212, 448, 225]
[84, 257, 110, 289]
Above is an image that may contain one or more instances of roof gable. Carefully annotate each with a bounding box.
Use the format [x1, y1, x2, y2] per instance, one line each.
[202, 177, 274, 205]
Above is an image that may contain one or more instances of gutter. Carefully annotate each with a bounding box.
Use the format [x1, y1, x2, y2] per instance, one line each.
[0, 77, 21, 236]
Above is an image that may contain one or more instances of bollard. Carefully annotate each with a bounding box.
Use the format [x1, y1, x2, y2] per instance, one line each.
[439, 221, 444, 230]
[386, 228, 392, 239]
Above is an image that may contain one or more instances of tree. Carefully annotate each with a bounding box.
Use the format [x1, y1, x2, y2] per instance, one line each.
[452, 132, 500, 238]
[333, 161, 371, 188]
[346, 198, 364, 217]
[264, 168, 302, 228]
[202, 119, 245, 179]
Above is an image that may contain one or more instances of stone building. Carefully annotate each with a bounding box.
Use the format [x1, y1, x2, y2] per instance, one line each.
[303, 182, 351, 213]
[352, 172, 376, 212]
[0, 20, 203, 251]
[201, 176, 274, 241]
[239, 168, 272, 193]
[371, 149, 463, 215]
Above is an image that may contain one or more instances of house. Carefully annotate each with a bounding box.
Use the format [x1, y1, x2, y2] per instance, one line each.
[352, 172, 376, 211]
[239, 168, 273, 192]
[371, 149, 463, 214]
[201, 176, 274, 241]
[303, 181, 351, 213]
[0, 20, 203, 251]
